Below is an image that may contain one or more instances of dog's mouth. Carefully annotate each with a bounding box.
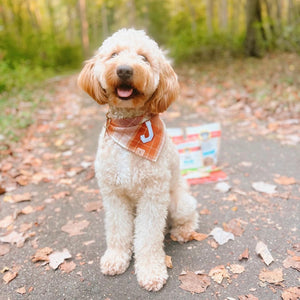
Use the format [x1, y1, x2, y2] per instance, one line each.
[116, 85, 139, 100]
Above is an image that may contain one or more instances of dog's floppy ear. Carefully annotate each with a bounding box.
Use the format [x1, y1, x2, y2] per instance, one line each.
[77, 58, 107, 105]
[148, 59, 179, 113]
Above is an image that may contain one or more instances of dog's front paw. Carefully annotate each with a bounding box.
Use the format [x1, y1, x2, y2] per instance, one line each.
[100, 249, 131, 276]
[136, 261, 168, 292]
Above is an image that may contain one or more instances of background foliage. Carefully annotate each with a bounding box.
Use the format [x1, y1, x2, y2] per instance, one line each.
[0, 0, 300, 94]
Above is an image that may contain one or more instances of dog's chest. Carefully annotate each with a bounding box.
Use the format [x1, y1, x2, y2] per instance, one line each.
[95, 133, 152, 189]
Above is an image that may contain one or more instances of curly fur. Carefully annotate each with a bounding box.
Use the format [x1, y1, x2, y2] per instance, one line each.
[78, 28, 198, 292]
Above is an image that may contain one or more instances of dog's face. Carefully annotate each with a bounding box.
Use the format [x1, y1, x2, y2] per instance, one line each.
[78, 29, 179, 113]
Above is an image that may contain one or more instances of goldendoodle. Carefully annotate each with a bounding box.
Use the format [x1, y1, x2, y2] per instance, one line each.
[78, 28, 198, 292]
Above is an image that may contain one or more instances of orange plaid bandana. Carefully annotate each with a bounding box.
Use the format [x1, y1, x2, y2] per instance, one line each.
[105, 114, 166, 162]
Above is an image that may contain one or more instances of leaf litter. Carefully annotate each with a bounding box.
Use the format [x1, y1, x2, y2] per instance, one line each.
[179, 271, 210, 294]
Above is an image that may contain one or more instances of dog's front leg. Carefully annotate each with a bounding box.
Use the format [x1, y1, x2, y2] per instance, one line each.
[100, 193, 134, 276]
[134, 187, 169, 292]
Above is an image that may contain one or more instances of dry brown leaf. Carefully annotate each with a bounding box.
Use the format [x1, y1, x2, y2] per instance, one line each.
[0, 244, 10, 256]
[15, 175, 29, 186]
[190, 232, 208, 241]
[0, 215, 14, 228]
[0, 185, 6, 195]
[208, 265, 230, 284]
[165, 255, 173, 269]
[19, 205, 35, 215]
[3, 271, 18, 284]
[239, 248, 249, 260]
[207, 239, 218, 249]
[60, 261, 76, 273]
[281, 287, 300, 300]
[259, 268, 284, 284]
[31, 247, 53, 262]
[16, 286, 26, 294]
[238, 295, 258, 300]
[52, 191, 70, 200]
[61, 220, 90, 236]
[199, 208, 211, 215]
[229, 264, 245, 274]
[84, 201, 103, 212]
[283, 255, 300, 271]
[179, 271, 210, 294]
[11, 193, 31, 203]
[274, 176, 296, 185]
[223, 219, 245, 237]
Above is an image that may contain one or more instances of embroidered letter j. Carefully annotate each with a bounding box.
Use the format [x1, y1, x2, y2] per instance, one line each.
[140, 121, 154, 143]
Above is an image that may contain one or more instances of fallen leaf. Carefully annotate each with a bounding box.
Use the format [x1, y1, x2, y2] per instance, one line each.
[210, 227, 234, 245]
[179, 271, 210, 294]
[7, 193, 31, 203]
[61, 220, 90, 236]
[3, 271, 18, 284]
[207, 239, 219, 249]
[165, 255, 173, 269]
[0, 185, 6, 195]
[49, 249, 72, 270]
[52, 191, 70, 200]
[60, 261, 76, 273]
[238, 295, 258, 300]
[283, 255, 300, 271]
[255, 241, 274, 265]
[190, 232, 208, 241]
[19, 222, 33, 233]
[19, 205, 35, 215]
[223, 219, 246, 236]
[16, 286, 26, 294]
[239, 248, 249, 260]
[0, 215, 14, 228]
[274, 176, 296, 185]
[230, 264, 245, 274]
[84, 201, 103, 212]
[281, 287, 300, 300]
[259, 268, 284, 284]
[208, 265, 230, 284]
[31, 247, 53, 262]
[252, 182, 277, 194]
[0, 244, 10, 256]
[214, 182, 231, 193]
[0, 231, 26, 247]
[199, 208, 211, 215]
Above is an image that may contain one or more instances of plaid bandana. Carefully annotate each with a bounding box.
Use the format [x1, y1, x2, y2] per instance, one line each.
[105, 114, 166, 162]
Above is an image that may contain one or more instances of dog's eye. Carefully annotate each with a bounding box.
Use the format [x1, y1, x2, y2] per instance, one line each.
[140, 55, 149, 63]
[110, 52, 118, 58]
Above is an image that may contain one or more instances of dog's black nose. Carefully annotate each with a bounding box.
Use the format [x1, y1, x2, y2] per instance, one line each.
[117, 65, 133, 80]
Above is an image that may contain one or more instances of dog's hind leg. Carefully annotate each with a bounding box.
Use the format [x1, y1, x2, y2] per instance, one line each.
[100, 192, 134, 276]
[168, 176, 199, 243]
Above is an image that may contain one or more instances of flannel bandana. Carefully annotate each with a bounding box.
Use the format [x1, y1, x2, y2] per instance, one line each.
[105, 114, 166, 162]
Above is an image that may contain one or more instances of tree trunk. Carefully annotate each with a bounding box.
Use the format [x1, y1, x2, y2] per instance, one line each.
[219, 0, 228, 30]
[78, 0, 90, 58]
[101, 2, 108, 39]
[245, 0, 265, 57]
[206, 0, 214, 34]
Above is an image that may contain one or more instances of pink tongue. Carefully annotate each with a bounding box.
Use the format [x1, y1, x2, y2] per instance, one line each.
[117, 88, 133, 98]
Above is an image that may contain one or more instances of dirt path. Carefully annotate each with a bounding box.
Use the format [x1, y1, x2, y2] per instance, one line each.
[0, 71, 299, 299]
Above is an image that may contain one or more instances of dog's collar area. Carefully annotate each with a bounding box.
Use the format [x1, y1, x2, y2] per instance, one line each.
[106, 113, 155, 128]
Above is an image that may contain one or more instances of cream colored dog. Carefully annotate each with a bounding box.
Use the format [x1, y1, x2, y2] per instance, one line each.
[78, 28, 198, 292]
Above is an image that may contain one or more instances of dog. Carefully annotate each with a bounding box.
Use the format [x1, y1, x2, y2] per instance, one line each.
[78, 28, 198, 292]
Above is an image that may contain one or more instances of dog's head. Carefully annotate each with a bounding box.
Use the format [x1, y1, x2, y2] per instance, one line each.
[78, 28, 179, 113]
